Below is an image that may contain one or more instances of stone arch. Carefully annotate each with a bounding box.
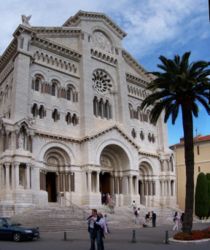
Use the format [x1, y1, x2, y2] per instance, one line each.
[43, 147, 71, 168]
[36, 141, 75, 165]
[91, 27, 114, 52]
[95, 139, 134, 170]
[138, 159, 155, 205]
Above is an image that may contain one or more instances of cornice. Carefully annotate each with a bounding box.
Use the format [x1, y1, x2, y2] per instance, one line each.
[139, 150, 159, 159]
[31, 35, 81, 61]
[122, 49, 153, 82]
[0, 39, 17, 72]
[35, 124, 139, 150]
[126, 73, 148, 88]
[90, 48, 117, 66]
[63, 10, 127, 39]
[32, 27, 82, 36]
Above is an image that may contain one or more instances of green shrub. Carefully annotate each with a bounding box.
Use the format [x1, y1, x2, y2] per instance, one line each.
[195, 173, 209, 219]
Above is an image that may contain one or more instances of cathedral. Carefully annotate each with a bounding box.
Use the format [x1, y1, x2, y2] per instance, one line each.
[0, 11, 176, 217]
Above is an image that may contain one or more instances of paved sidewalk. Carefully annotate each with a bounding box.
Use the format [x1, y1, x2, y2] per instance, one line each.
[0, 223, 210, 250]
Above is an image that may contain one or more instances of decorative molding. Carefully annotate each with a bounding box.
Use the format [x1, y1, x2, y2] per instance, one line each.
[33, 50, 79, 77]
[31, 36, 81, 61]
[122, 50, 153, 82]
[0, 60, 14, 85]
[126, 73, 148, 87]
[35, 124, 139, 150]
[0, 40, 17, 72]
[63, 10, 127, 39]
[32, 27, 81, 36]
[90, 48, 117, 66]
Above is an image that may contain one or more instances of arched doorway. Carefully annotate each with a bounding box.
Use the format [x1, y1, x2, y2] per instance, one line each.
[100, 172, 111, 204]
[46, 172, 57, 202]
[99, 144, 130, 206]
[43, 147, 71, 203]
[139, 161, 154, 206]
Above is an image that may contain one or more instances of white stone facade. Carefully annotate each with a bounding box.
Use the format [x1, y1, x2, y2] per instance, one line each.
[0, 11, 176, 216]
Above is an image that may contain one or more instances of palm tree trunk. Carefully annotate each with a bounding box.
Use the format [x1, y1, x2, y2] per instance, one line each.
[181, 104, 194, 233]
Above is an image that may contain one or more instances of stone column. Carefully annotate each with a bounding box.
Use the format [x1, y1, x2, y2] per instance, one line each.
[15, 162, 20, 188]
[68, 173, 71, 192]
[26, 164, 30, 189]
[135, 176, 138, 195]
[11, 163, 15, 189]
[5, 163, 10, 190]
[96, 171, 100, 193]
[129, 175, 133, 194]
[88, 171, 92, 192]
[168, 180, 171, 196]
[110, 175, 115, 195]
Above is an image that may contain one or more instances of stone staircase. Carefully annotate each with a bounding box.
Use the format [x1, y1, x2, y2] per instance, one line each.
[11, 203, 176, 232]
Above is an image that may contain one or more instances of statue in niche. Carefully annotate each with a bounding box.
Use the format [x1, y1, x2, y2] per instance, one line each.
[19, 131, 25, 149]
[21, 15, 32, 27]
[93, 31, 112, 53]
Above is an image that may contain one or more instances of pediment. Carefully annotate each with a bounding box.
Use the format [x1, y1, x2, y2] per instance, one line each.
[63, 10, 127, 39]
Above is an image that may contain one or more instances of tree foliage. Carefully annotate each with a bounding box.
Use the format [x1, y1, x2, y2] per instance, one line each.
[195, 173, 209, 219]
[141, 52, 210, 232]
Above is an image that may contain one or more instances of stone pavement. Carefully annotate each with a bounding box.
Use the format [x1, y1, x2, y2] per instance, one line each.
[0, 223, 210, 250]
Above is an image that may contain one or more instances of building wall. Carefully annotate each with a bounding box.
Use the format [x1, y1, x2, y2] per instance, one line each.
[173, 138, 210, 211]
[0, 11, 177, 216]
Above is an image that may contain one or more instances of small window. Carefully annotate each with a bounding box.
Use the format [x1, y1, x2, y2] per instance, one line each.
[197, 145, 200, 155]
[131, 128, 136, 138]
[198, 166, 201, 172]
[52, 109, 60, 122]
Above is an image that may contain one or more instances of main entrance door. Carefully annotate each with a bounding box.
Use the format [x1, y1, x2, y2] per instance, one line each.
[46, 172, 57, 202]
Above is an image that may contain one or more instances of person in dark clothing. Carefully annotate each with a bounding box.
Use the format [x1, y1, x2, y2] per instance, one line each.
[87, 209, 98, 250]
[152, 211, 157, 227]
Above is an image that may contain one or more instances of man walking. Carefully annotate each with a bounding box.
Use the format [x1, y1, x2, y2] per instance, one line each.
[87, 209, 98, 250]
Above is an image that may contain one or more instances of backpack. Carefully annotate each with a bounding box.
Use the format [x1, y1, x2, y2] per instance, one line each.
[134, 210, 138, 216]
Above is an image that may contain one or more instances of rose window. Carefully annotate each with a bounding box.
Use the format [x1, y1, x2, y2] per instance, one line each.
[92, 70, 112, 94]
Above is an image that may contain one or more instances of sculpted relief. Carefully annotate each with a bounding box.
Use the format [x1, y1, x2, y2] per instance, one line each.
[93, 31, 112, 53]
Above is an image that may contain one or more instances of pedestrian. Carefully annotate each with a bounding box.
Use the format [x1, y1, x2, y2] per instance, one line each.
[152, 211, 156, 227]
[134, 208, 140, 224]
[180, 212, 184, 230]
[95, 212, 107, 250]
[131, 200, 136, 212]
[104, 214, 110, 233]
[172, 211, 179, 231]
[87, 209, 98, 250]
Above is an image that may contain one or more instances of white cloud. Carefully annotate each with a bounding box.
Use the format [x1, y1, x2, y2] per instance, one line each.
[0, 0, 209, 61]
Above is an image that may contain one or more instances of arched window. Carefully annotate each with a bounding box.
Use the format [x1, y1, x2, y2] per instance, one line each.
[129, 104, 134, 119]
[98, 98, 104, 118]
[131, 128, 136, 138]
[72, 114, 78, 126]
[66, 85, 77, 101]
[104, 100, 112, 119]
[39, 105, 45, 119]
[93, 96, 98, 117]
[52, 109, 60, 122]
[35, 77, 41, 91]
[31, 103, 38, 117]
[65, 112, 71, 124]
[140, 130, 144, 140]
[51, 81, 57, 96]
[32, 74, 44, 92]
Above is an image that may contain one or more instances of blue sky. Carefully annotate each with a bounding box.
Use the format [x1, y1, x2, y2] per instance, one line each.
[0, 0, 210, 145]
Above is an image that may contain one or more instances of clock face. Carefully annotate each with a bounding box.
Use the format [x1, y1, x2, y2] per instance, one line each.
[92, 69, 112, 94]
[93, 31, 112, 53]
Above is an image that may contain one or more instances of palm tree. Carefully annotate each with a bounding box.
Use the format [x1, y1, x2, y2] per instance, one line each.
[141, 52, 210, 233]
